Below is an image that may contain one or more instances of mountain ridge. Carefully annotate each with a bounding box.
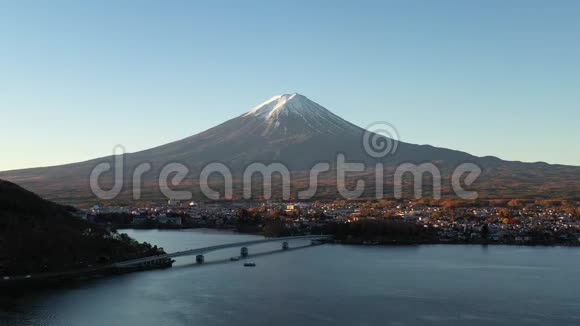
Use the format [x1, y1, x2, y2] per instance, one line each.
[1, 94, 579, 203]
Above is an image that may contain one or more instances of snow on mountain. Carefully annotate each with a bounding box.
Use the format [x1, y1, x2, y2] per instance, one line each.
[244, 93, 322, 120]
[242, 93, 359, 137]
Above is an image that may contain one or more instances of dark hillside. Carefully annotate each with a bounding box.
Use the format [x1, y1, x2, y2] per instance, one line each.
[0, 179, 164, 275]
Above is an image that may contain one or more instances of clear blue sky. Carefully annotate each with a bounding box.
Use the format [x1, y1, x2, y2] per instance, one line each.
[1, 0, 579, 171]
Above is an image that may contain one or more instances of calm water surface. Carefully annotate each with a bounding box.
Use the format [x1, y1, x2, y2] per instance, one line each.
[2, 228, 580, 326]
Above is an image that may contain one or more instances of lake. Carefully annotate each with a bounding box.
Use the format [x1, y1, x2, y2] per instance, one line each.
[2, 229, 580, 326]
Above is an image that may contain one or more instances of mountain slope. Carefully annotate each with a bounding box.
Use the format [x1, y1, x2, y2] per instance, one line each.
[1, 94, 579, 202]
[116, 93, 484, 170]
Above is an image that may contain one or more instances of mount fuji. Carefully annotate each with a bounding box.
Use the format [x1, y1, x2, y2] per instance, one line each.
[126, 93, 480, 170]
[1, 93, 579, 202]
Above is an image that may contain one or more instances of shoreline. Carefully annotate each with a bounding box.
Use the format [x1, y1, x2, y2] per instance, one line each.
[0, 258, 174, 289]
[5, 229, 580, 289]
[120, 227, 580, 247]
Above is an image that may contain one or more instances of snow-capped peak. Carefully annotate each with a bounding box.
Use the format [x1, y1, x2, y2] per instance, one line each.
[243, 93, 327, 121]
[241, 93, 358, 137]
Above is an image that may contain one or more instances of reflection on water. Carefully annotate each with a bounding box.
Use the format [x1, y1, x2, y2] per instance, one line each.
[2, 229, 580, 326]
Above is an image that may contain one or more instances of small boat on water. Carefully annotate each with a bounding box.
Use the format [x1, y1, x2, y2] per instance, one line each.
[243, 262, 256, 267]
[230, 257, 240, 261]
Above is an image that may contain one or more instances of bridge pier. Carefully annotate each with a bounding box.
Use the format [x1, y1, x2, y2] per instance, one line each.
[282, 242, 289, 250]
[196, 254, 205, 264]
[240, 247, 248, 257]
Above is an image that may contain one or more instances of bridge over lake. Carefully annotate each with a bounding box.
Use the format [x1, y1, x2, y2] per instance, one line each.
[112, 234, 332, 267]
[1, 235, 332, 283]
